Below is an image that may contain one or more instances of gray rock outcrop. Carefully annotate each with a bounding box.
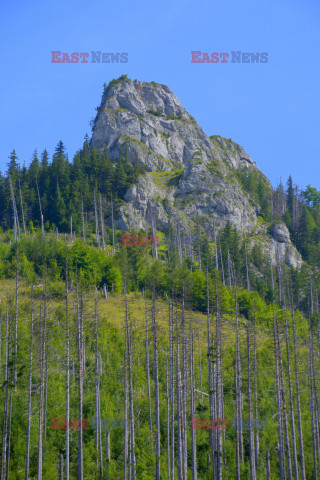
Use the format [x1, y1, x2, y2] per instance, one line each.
[91, 76, 302, 268]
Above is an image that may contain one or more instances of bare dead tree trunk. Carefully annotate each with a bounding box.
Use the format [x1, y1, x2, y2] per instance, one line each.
[43, 345, 49, 438]
[99, 194, 106, 250]
[176, 343, 183, 480]
[284, 301, 299, 480]
[1, 301, 11, 480]
[106, 430, 111, 461]
[14, 248, 19, 390]
[9, 174, 20, 240]
[169, 298, 175, 480]
[275, 314, 292, 480]
[111, 195, 115, 254]
[181, 287, 188, 480]
[206, 269, 215, 479]
[166, 356, 171, 480]
[272, 313, 285, 480]
[19, 180, 27, 235]
[95, 287, 103, 479]
[266, 449, 271, 480]
[25, 289, 34, 480]
[124, 307, 128, 480]
[37, 286, 47, 480]
[219, 245, 225, 286]
[144, 290, 153, 441]
[65, 261, 70, 480]
[247, 322, 256, 480]
[309, 342, 318, 480]
[151, 211, 158, 260]
[58, 454, 63, 480]
[81, 199, 86, 242]
[308, 313, 318, 480]
[214, 226, 219, 272]
[35, 178, 44, 237]
[215, 269, 223, 480]
[245, 243, 250, 291]
[129, 311, 136, 479]
[291, 300, 306, 480]
[94, 190, 100, 249]
[152, 287, 161, 480]
[253, 305, 260, 469]
[197, 315, 203, 404]
[234, 274, 244, 471]
[6, 388, 13, 480]
[77, 288, 84, 480]
[190, 331, 197, 480]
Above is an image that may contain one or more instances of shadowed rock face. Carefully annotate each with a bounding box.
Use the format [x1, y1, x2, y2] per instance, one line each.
[90, 77, 302, 268]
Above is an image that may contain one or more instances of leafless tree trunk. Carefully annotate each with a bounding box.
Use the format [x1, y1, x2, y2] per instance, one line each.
[81, 199, 86, 242]
[58, 454, 63, 480]
[219, 245, 225, 286]
[65, 262, 70, 480]
[253, 306, 260, 468]
[151, 212, 158, 260]
[152, 287, 161, 479]
[25, 289, 34, 480]
[176, 343, 182, 480]
[169, 298, 175, 480]
[166, 356, 171, 480]
[19, 180, 27, 235]
[275, 314, 292, 479]
[111, 195, 115, 254]
[234, 275, 244, 474]
[247, 323, 256, 480]
[272, 313, 285, 480]
[206, 269, 215, 478]
[284, 301, 299, 480]
[197, 315, 203, 404]
[95, 288, 103, 478]
[35, 178, 44, 237]
[37, 288, 47, 480]
[266, 449, 271, 480]
[106, 430, 111, 480]
[290, 298, 306, 480]
[43, 345, 49, 438]
[124, 310, 128, 480]
[9, 174, 20, 241]
[245, 243, 250, 291]
[99, 194, 106, 250]
[190, 331, 197, 480]
[14, 249, 19, 390]
[308, 313, 318, 480]
[6, 388, 13, 480]
[94, 190, 100, 248]
[77, 288, 84, 480]
[1, 301, 11, 480]
[181, 288, 188, 479]
[144, 290, 153, 440]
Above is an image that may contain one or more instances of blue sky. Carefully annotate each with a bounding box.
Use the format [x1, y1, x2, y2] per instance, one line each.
[1, 0, 319, 189]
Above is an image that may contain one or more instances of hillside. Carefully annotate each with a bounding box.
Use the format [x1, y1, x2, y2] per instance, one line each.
[0, 76, 320, 479]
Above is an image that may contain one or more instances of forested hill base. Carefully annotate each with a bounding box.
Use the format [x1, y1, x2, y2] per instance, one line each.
[0, 77, 320, 478]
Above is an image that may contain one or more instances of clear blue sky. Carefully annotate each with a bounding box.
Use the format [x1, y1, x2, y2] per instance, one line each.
[1, 0, 319, 189]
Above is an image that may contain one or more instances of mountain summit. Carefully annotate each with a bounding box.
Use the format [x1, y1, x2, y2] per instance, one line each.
[91, 75, 301, 268]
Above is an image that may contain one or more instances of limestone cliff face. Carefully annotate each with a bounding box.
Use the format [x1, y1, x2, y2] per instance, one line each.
[90, 76, 301, 268]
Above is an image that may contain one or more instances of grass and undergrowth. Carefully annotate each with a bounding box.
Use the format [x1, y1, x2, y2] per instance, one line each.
[0, 224, 316, 478]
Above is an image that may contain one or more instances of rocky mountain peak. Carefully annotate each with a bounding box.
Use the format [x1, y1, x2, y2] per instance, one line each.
[90, 76, 301, 269]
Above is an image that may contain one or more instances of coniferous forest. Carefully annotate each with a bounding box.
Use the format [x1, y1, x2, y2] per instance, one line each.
[1, 140, 320, 479]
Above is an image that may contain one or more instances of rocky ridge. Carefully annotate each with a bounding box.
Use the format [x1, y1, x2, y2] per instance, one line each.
[90, 76, 301, 268]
